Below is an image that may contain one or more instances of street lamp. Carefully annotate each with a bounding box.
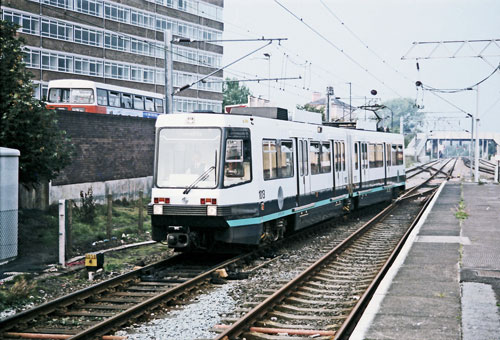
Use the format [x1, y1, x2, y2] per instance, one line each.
[263, 53, 271, 101]
[466, 113, 473, 178]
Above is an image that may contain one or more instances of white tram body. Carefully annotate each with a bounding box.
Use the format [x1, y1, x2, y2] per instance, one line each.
[149, 108, 405, 251]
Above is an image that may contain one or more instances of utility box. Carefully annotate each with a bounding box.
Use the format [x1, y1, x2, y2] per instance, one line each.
[0, 147, 20, 262]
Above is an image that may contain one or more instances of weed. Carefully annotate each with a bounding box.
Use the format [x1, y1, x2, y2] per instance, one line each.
[79, 187, 96, 223]
[0, 276, 37, 307]
[455, 200, 469, 220]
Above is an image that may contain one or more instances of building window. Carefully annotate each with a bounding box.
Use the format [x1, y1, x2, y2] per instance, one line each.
[75, 0, 103, 16]
[42, 0, 73, 10]
[74, 26, 102, 47]
[41, 19, 72, 40]
[23, 49, 41, 68]
[3, 11, 40, 34]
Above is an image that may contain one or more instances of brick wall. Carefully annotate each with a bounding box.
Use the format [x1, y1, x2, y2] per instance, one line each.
[52, 111, 155, 186]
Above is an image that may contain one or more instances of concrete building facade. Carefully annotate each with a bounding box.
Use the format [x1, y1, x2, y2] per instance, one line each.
[1, 0, 224, 113]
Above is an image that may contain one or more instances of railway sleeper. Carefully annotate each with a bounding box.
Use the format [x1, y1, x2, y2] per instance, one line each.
[242, 330, 330, 340]
[285, 296, 357, 307]
[275, 304, 347, 316]
[269, 310, 339, 321]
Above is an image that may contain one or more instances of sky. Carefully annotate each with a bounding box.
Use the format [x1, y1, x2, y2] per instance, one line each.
[221, 0, 500, 133]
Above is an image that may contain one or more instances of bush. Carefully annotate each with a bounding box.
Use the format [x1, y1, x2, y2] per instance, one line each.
[79, 187, 96, 223]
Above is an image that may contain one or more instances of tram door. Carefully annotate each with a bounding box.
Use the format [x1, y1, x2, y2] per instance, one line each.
[296, 138, 311, 204]
[360, 142, 368, 188]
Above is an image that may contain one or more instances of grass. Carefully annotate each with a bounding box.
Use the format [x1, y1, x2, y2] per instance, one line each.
[455, 199, 469, 220]
[0, 275, 38, 309]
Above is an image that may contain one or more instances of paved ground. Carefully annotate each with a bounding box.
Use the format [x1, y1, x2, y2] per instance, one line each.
[352, 162, 500, 340]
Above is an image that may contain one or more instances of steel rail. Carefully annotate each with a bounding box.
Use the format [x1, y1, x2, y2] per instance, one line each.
[401, 158, 452, 199]
[333, 188, 436, 339]
[67, 255, 246, 340]
[214, 158, 456, 340]
[0, 256, 179, 334]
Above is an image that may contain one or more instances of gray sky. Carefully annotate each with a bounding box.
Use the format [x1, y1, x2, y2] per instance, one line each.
[221, 0, 500, 133]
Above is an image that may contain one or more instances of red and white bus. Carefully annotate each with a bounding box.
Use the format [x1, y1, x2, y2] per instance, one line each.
[47, 79, 164, 118]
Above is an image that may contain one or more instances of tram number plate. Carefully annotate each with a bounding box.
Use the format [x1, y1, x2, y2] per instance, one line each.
[259, 190, 265, 200]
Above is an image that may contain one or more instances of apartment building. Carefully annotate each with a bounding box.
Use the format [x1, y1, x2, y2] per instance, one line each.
[1, 0, 224, 113]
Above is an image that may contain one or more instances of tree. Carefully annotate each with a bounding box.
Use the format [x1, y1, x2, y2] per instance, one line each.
[0, 20, 73, 187]
[222, 78, 251, 109]
[296, 103, 325, 121]
[380, 98, 425, 146]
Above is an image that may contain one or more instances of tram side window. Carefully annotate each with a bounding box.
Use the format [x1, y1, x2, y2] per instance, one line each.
[376, 144, 384, 167]
[386, 144, 391, 167]
[321, 142, 331, 173]
[341, 142, 346, 171]
[263, 140, 278, 180]
[121, 93, 132, 109]
[145, 97, 154, 111]
[354, 143, 359, 170]
[134, 95, 144, 110]
[278, 140, 294, 178]
[97, 89, 108, 106]
[300, 141, 308, 176]
[334, 142, 338, 172]
[309, 142, 321, 175]
[397, 144, 404, 165]
[109, 91, 120, 107]
[369, 144, 376, 168]
[391, 145, 397, 165]
[224, 138, 251, 186]
[155, 98, 164, 113]
[362, 143, 368, 168]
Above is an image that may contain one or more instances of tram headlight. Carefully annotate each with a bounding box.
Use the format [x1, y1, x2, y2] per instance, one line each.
[207, 205, 217, 216]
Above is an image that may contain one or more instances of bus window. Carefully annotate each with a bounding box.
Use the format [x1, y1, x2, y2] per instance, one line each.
[145, 97, 154, 111]
[71, 89, 94, 104]
[48, 88, 70, 103]
[134, 95, 144, 110]
[121, 93, 132, 109]
[155, 98, 164, 113]
[97, 89, 108, 106]
[109, 91, 120, 107]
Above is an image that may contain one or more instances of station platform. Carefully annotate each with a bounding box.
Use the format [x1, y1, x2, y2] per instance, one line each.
[351, 181, 500, 340]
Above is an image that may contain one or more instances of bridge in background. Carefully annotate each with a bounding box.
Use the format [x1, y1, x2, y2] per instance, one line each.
[406, 131, 500, 162]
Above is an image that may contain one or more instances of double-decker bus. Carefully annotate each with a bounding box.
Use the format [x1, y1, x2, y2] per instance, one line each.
[47, 79, 164, 118]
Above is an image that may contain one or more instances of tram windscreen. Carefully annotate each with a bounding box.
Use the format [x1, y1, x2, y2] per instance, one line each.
[156, 128, 221, 188]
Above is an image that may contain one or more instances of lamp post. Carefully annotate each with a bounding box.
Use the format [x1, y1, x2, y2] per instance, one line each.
[326, 86, 334, 122]
[466, 113, 473, 178]
[347, 82, 352, 121]
[263, 53, 271, 101]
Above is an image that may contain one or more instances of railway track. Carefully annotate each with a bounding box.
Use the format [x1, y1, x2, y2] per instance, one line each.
[1, 161, 457, 340]
[0, 253, 242, 339]
[463, 157, 496, 176]
[211, 159, 456, 340]
[0, 210, 380, 340]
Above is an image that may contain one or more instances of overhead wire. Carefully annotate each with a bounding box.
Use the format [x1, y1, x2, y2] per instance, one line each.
[274, 0, 404, 97]
[420, 63, 500, 93]
[319, 0, 414, 83]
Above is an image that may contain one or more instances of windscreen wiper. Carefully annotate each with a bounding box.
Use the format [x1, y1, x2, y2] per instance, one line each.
[183, 166, 215, 195]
